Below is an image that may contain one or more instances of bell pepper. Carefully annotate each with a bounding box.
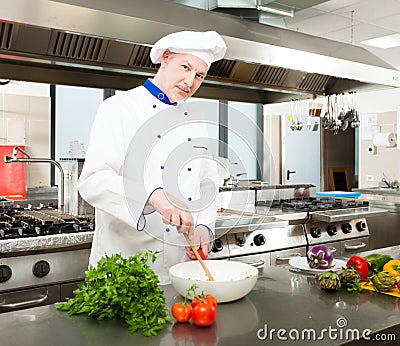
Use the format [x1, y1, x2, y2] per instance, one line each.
[364, 254, 392, 276]
[346, 256, 369, 281]
[383, 259, 400, 278]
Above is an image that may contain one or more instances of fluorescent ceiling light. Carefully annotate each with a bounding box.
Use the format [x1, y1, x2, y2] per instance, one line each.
[256, 5, 294, 18]
[361, 33, 400, 49]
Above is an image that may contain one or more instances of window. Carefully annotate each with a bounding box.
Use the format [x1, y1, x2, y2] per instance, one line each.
[55, 85, 103, 160]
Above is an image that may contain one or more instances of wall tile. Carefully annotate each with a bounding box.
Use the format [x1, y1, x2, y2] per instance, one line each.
[3, 94, 29, 118]
[359, 111, 398, 187]
[27, 120, 50, 149]
[29, 96, 50, 121]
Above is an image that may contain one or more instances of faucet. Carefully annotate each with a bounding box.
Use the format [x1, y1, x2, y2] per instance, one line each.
[382, 172, 398, 189]
[223, 172, 247, 187]
[4, 146, 65, 211]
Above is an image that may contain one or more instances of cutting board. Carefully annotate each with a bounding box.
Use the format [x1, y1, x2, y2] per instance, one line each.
[0, 145, 26, 199]
[361, 282, 400, 298]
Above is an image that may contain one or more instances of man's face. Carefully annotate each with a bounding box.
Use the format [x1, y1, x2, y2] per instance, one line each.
[159, 51, 209, 102]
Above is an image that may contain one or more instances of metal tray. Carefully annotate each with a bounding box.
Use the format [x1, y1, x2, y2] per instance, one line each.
[311, 207, 388, 223]
[215, 209, 289, 235]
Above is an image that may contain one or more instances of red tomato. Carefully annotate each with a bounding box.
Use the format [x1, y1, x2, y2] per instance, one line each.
[171, 302, 192, 323]
[203, 294, 218, 309]
[192, 294, 218, 309]
[346, 256, 369, 281]
[191, 302, 216, 327]
[191, 296, 203, 309]
[397, 280, 400, 291]
[197, 247, 207, 260]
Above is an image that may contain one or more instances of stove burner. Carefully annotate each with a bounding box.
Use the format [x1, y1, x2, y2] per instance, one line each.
[0, 206, 94, 240]
[257, 197, 369, 211]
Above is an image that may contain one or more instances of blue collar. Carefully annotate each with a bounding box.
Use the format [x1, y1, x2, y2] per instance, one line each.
[143, 79, 177, 105]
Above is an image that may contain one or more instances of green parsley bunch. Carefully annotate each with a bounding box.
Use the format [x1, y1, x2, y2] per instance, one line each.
[56, 251, 171, 336]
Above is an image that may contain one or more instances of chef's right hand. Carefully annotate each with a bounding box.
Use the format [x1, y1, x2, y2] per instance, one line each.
[149, 189, 194, 234]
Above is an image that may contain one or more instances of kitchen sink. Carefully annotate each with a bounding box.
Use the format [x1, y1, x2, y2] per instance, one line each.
[370, 187, 397, 190]
[356, 187, 399, 195]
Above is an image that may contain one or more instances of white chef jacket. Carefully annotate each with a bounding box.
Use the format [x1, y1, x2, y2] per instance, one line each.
[78, 80, 218, 284]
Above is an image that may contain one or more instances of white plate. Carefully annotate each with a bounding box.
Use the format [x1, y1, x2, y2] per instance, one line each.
[288, 257, 347, 273]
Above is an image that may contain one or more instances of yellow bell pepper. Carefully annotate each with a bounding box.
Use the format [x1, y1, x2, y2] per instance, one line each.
[382, 259, 400, 278]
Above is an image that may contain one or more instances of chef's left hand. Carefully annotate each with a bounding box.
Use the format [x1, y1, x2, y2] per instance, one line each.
[185, 225, 211, 260]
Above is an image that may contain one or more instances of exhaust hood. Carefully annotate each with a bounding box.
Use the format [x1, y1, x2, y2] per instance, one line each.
[0, 0, 399, 103]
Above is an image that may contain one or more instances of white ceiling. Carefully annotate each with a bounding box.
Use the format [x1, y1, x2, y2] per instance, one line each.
[281, 0, 400, 69]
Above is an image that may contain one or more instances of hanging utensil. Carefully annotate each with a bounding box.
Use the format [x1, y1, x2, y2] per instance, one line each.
[290, 99, 297, 131]
[350, 91, 360, 128]
[322, 95, 330, 129]
[345, 92, 355, 122]
[306, 99, 312, 130]
[327, 95, 335, 130]
[296, 98, 303, 131]
[337, 93, 345, 121]
[339, 92, 349, 131]
[332, 94, 340, 135]
[341, 119, 349, 131]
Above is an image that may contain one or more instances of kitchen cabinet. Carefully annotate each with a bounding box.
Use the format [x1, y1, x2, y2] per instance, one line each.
[2, 246, 400, 345]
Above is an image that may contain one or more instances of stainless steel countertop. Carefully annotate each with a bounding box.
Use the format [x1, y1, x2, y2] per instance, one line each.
[0, 232, 94, 253]
[1, 246, 400, 345]
[355, 189, 400, 212]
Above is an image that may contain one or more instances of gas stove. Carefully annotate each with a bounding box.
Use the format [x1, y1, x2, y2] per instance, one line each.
[209, 209, 307, 268]
[0, 205, 94, 241]
[0, 201, 94, 312]
[212, 188, 387, 269]
[259, 197, 369, 212]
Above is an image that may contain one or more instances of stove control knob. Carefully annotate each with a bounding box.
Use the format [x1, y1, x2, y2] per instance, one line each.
[235, 234, 246, 247]
[356, 221, 367, 232]
[327, 225, 337, 236]
[33, 260, 50, 278]
[211, 238, 224, 252]
[0, 265, 12, 283]
[310, 227, 321, 238]
[341, 223, 352, 234]
[253, 234, 266, 246]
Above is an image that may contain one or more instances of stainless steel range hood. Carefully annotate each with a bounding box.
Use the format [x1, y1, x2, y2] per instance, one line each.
[0, 0, 399, 103]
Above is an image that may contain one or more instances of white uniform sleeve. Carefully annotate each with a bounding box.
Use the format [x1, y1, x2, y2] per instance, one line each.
[77, 98, 145, 228]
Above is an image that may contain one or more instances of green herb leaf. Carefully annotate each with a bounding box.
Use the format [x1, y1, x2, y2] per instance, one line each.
[55, 251, 171, 336]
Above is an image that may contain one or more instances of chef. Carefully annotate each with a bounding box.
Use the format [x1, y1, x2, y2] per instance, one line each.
[78, 31, 227, 284]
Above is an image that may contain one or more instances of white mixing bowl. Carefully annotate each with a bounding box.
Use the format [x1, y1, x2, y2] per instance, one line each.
[169, 260, 259, 303]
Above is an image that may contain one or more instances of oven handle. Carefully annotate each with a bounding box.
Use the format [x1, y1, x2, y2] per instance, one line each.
[344, 242, 367, 251]
[0, 292, 48, 309]
[275, 253, 302, 262]
[248, 259, 265, 268]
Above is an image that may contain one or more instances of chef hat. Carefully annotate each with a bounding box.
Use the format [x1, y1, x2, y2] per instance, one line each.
[150, 31, 227, 68]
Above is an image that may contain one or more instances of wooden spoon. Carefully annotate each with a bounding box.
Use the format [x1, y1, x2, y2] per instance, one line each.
[184, 233, 214, 281]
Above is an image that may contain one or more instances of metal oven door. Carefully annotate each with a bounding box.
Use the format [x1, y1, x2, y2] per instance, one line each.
[309, 241, 341, 258]
[341, 237, 370, 256]
[0, 285, 60, 313]
[228, 253, 271, 271]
